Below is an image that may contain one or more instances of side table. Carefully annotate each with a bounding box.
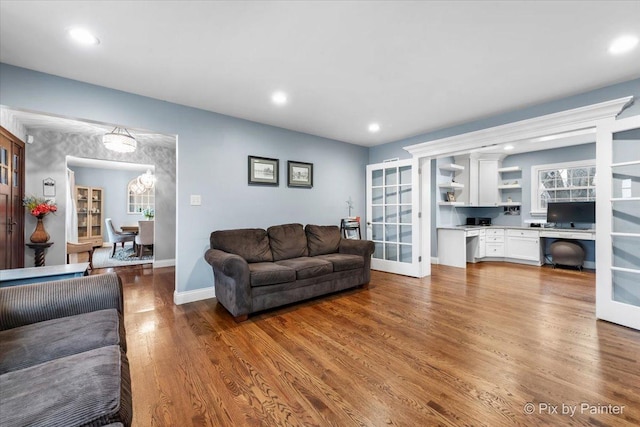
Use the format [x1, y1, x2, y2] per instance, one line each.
[26, 242, 54, 267]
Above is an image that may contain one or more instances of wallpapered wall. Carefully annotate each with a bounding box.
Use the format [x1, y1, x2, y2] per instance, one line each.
[23, 129, 176, 267]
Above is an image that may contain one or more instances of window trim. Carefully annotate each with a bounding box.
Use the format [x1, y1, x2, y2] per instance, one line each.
[127, 177, 155, 215]
[530, 159, 596, 216]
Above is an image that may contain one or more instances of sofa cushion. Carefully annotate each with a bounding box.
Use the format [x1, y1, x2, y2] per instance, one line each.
[267, 223, 309, 261]
[275, 257, 333, 280]
[248, 262, 296, 287]
[211, 228, 273, 263]
[315, 253, 365, 272]
[305, 224, 342, 256]
[0, 345, 132, 427]
[0, 308, 126, 374]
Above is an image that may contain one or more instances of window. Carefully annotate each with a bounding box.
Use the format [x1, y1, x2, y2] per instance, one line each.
[127, 178, 155, 214]
[531, 159, 596, 215]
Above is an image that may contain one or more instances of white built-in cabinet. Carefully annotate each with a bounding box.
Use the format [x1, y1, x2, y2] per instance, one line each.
[497, 166, 522, 206]
[437, 163, 465, 206]
[478, 160, 500, 206]
[452, 154, 515, 207]
[505, 229, 540, 261]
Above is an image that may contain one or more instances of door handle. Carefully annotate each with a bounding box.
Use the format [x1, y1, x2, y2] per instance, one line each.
[7, 217, 17, 233]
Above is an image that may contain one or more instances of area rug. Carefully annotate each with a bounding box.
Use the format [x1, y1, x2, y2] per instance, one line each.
[92, 245, 154, 268]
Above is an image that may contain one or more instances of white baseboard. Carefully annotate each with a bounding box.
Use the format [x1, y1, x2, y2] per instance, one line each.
[431, 257, 439, 264]
[153, 258, 175, 268]
[174, 287, 215, 305]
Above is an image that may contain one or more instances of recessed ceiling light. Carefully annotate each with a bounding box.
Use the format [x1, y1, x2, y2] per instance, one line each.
[68, 28, 100, 46]
[368, 123, 380, 133]
[609, 35, 638, 55]
[271, 91, 288, 106]
[504, 145, 514, 151]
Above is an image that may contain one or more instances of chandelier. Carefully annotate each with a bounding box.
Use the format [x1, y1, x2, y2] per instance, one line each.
[103, 127, 137, 153]
[137, 169, 156, 189]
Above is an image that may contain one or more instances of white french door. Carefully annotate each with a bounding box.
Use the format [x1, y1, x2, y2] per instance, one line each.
[366, 159, 421, 276]
[596, 114, 640, 331]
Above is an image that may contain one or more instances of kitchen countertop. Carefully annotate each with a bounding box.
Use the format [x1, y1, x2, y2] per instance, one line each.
[437, 225, 595, 232]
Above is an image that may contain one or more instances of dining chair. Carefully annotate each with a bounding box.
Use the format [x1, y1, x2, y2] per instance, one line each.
[135, 220, 154, 258]
[105, 218, 136, 257]
[66, 241, 94, 269]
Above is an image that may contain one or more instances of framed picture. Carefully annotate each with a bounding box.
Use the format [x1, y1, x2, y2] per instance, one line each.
[287, 161, 313, 188]
[248, 156, 279, 186]
[43, 177, 56, 197]
[446, 191, 456, 202]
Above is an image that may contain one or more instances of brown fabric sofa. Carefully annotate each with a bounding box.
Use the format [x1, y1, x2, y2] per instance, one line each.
[204, 223, 375, 321]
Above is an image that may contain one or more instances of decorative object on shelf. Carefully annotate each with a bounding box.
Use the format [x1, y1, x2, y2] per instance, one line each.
[504, 206, 521, 216]
[143, 207, 155, 220]
[287, 160, 313, 188]
[507, 197, 513, 203]
[346, 196, 354, 216]
[103, 127, 137, 153]
[23, 196, 57, 243]
[248, 155, 279, 186]
[446, 191, 456, 202]
[43, 177, 56, 197]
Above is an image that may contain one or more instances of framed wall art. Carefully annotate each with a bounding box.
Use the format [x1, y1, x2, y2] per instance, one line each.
[287, 161, 313, 188]
[248, 156, 279, 186]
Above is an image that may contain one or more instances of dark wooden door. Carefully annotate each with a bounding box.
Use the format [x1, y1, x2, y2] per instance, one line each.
[0, 126, 25, 269]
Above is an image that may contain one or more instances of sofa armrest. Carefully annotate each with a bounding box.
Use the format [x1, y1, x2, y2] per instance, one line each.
[339, 239, 375, 257]
[339, 239, 375, 285]
[0, 273, 123, 331]
[205, 249, 249, 278]
[204, 248, 252, 319]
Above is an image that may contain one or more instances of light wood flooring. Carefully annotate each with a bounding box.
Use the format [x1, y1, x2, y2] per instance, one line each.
[95, 263, 640, 426]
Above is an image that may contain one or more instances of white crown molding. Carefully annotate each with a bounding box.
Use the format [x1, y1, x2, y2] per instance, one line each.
[404, 96, 634, 158]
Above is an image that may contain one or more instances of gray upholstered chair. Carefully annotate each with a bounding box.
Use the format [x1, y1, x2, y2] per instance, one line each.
[105, 218, 136, 257]
[134, 220, 154, 258]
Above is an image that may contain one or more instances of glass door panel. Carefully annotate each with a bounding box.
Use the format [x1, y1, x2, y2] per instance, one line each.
[596, 115, 640, 330]
[366, 159, 420, 276]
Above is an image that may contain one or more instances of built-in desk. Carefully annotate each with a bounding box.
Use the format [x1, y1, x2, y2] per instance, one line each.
[0, 263, 89, 287]
[437, 226, 596, 269]
[539, 228, 595, 269]
[539, 229, 595, 241]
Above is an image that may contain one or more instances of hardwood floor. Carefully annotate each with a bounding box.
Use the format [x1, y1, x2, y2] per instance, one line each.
[98, 263, 640, 426]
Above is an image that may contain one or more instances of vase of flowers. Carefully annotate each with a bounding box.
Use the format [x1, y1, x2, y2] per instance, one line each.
[23, 196, 57, 243]
[143, 207, 155, 220]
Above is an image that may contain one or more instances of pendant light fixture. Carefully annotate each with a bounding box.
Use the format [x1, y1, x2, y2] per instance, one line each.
[137, 169, 156, 189]
[103, 127, 137, 153]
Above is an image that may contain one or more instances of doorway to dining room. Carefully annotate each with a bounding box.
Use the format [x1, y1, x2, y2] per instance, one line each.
[67, 156, 156, 268]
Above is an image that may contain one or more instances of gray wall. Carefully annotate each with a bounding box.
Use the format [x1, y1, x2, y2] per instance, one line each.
[0, 63, 368, 292]
[22, 129, 175, 267]
[71, 166, 149, 231]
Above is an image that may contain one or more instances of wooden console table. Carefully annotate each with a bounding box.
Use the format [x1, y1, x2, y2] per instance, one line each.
[26, 242, 54, 267]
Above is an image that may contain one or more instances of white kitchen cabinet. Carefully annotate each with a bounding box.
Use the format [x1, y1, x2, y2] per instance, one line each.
[454, 154, 503, 206]
[505, 229, 541, 263]
[478, 160, 500, 206]
[484, 228, 505, 257]
[477, 229, 486, 258]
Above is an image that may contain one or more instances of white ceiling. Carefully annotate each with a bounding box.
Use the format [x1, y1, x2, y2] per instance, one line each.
[1, 1, 639, 147]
